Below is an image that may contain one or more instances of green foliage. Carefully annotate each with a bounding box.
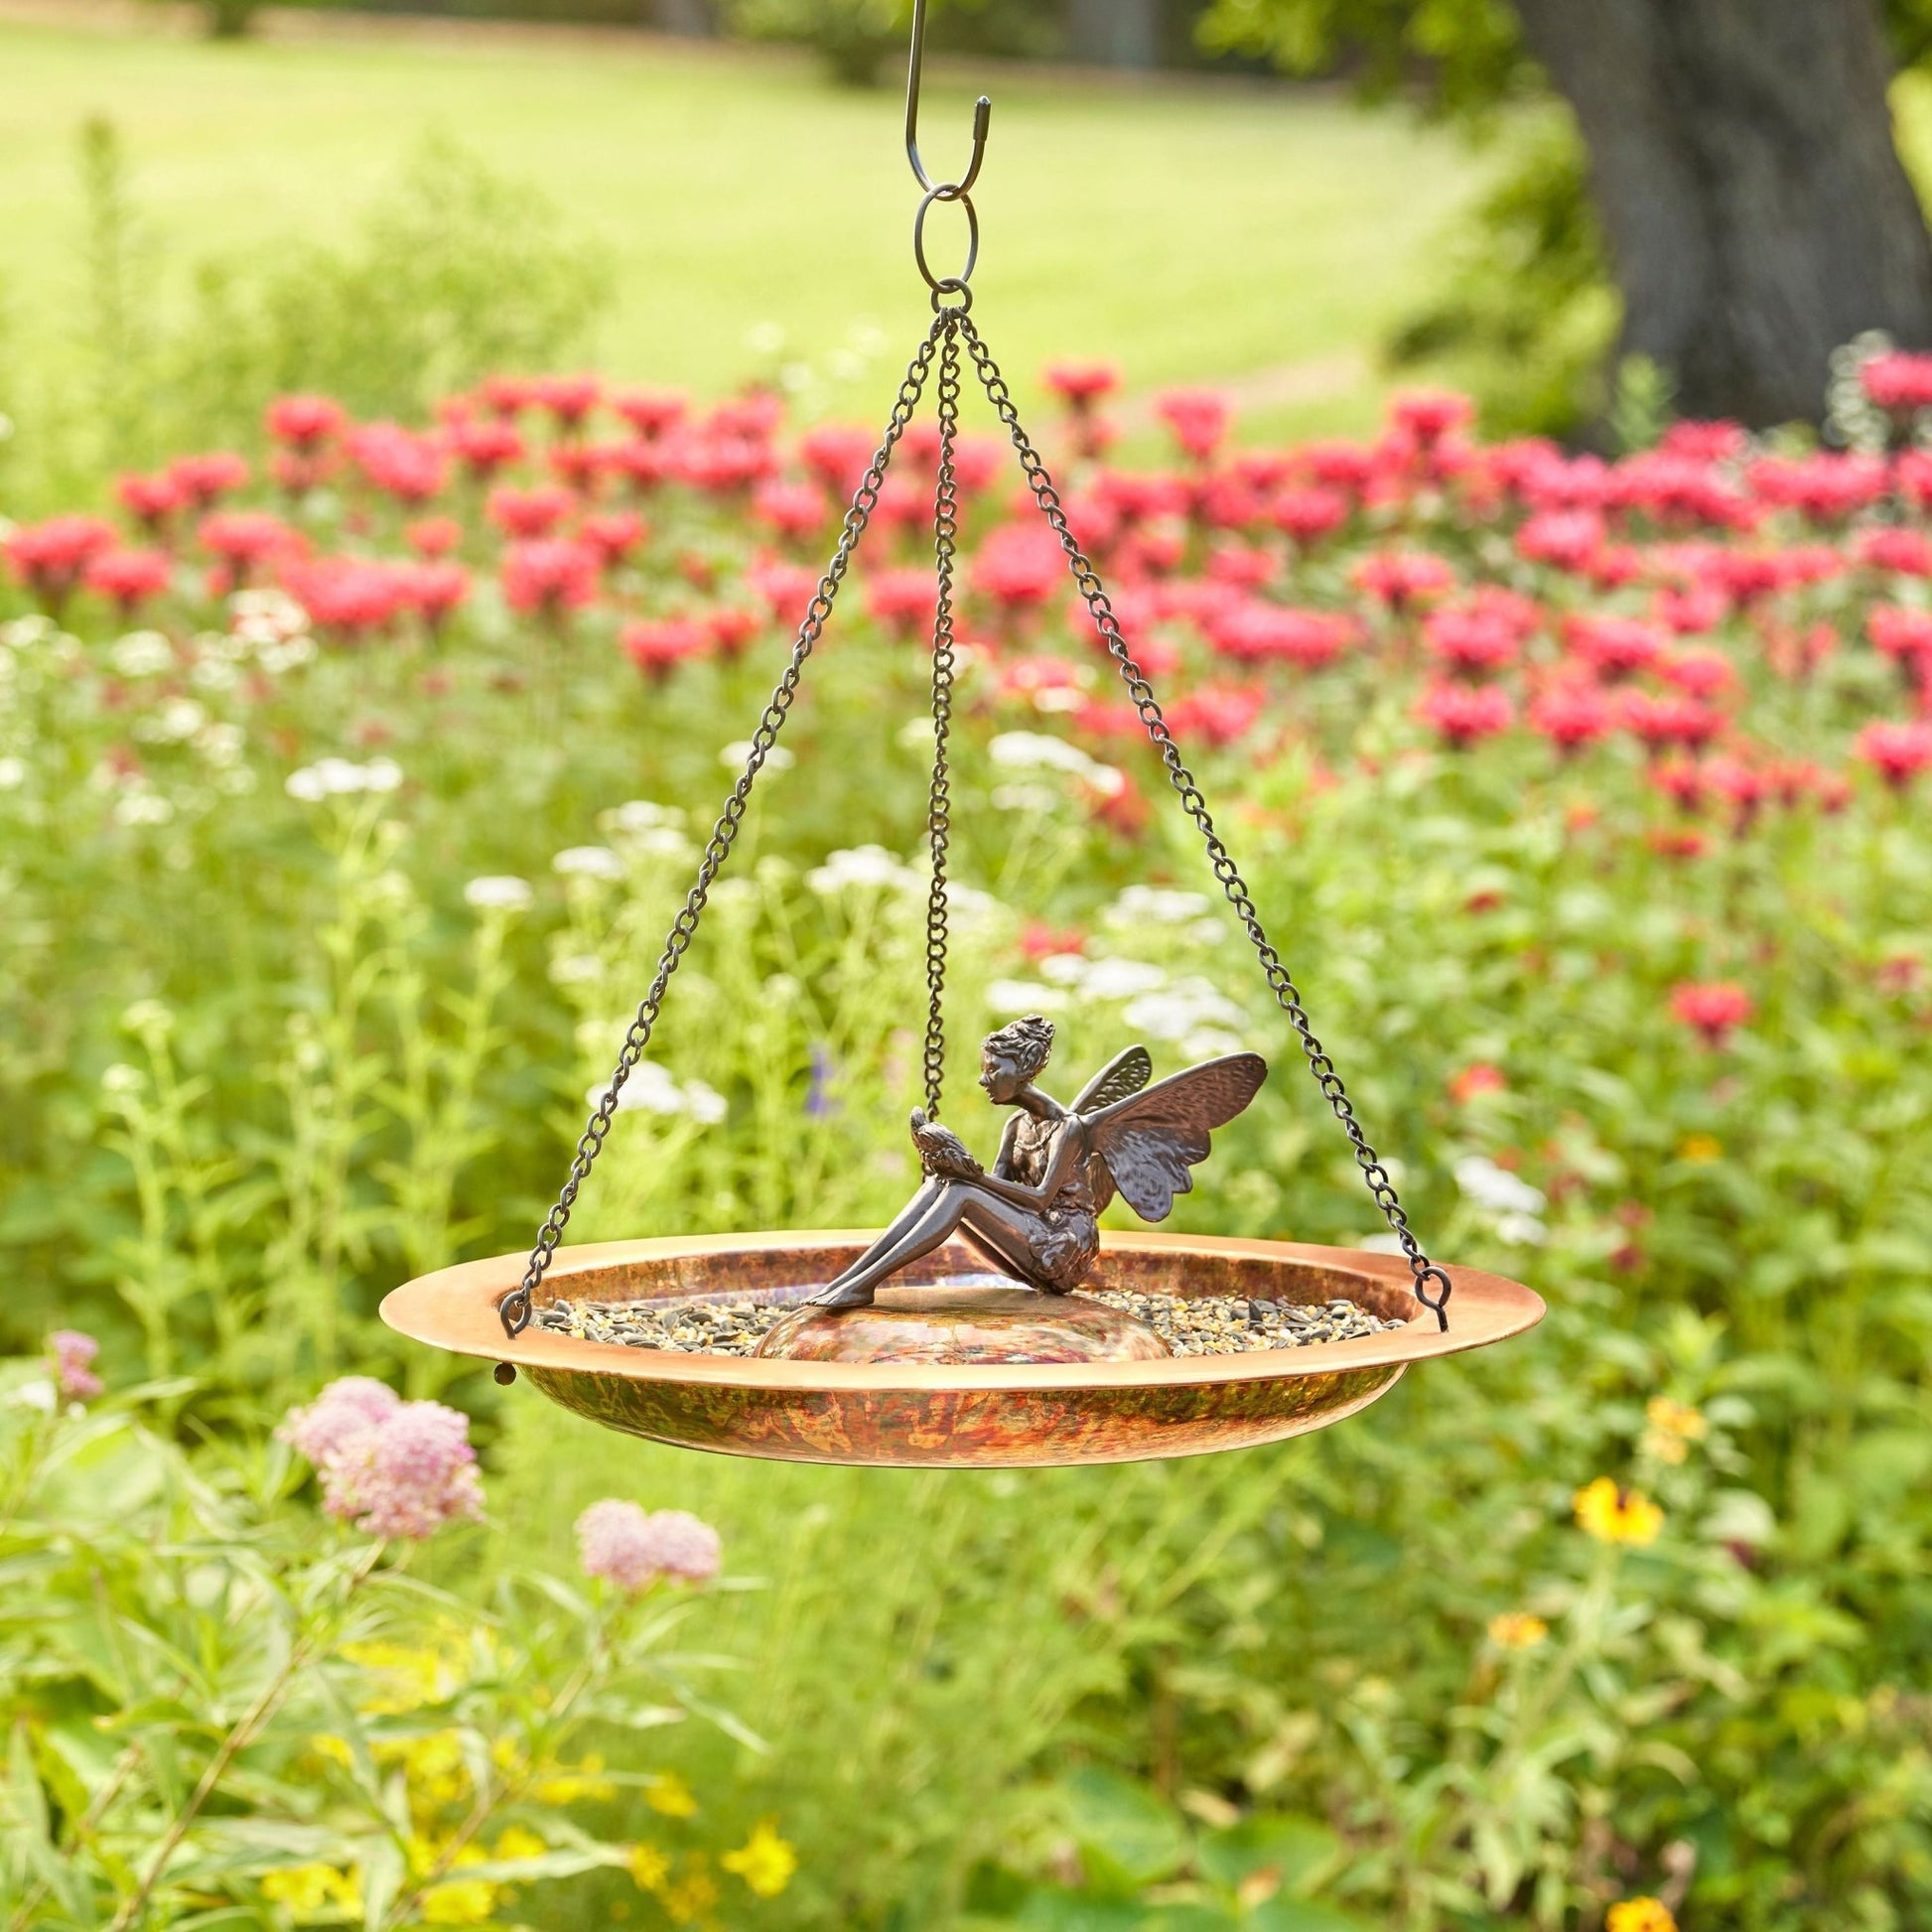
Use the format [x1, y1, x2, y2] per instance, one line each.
[1384, 111, 1615, 438]
[0, 1374, 759, 1928]
[723, 0, 906, 85]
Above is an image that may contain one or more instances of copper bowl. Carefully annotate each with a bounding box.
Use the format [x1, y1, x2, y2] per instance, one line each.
[379, 1231, 1544, 1468]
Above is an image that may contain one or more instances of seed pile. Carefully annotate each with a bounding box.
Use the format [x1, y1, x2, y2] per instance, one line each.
[535, 1299, 784, 1355]
[534, 1290, 1403, 1357]
[1076, 1290, 1403, 1354]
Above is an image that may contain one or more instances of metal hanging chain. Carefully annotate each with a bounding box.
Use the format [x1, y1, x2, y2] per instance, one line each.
[956, 316, 1452, 1331]
[921, 321, 963, 1118]
[499, 319, 946, 1339]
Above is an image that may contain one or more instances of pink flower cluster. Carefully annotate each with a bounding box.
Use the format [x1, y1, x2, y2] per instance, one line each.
[46, 1329, 103, 1402]
[575, 1498, 722, 1591]
[279, 1377, 483, 1541]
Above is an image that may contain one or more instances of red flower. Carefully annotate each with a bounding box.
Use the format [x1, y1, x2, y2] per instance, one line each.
[83, 548, 173, 616]
[612, 388, 688, 439]
[1155, 388, 1232, 464]
[1619, 689, 1725, 755]
[1270, 485, 1349, 546]
[1670, 980, 1754, 1044]
[4, 514, 119, 608]
[1855, 526, 1932, 578]
[1019, 920, 1087, 961]
[115, 472, 189, 533]
[281, 556, 412, 640]
[501, 538, 599, 617]
[1389, 387, 1475, 446]
[1659, 647, 1736, 700]
[531, 373, 602, 428]
[745, 557, 822, 623]
[1563, 613, 1666, 681]
[447, 418, 526, 480]
[265, 394, 347, 449]
[347, 423, 448, 504]
[479, 374, 539, 417]
[1747, 453, 1887, 522]
[1043, 361, 1121, 405]
[1659, 420, 1747, 463]
[486, 483, 573, 540]
[1166, 683, 1265, 748]
[1856, 718, 1932, 789]
[580, 510, 647, 568]
[1206, 543, 1277, 590]
[1866, 604, 1932, 686]
[166, 451, 250, 508]
[1415, 681, 1512, 748]
[405, 517, 464, 559]
[1448, 1062, 1506, 1104]
[1208, 604, 1353, 670]
[199, 510, 297, 581]
[399, 561, 472, 629]
[797, 424, 879, 496]
[621, 617, 707, 681]
[1516, 508, 1605, 572]
[865, 567, 936, 639]
[1861, 350, 1932, 414]
[705, 607, 760, 659]
[1423, 604, 1518, 678]
[1351, 549, 1454, 610]
[1528, 681, 1615, 755]
[973, 523, 1066, 614]
[752, 479, 831, 543]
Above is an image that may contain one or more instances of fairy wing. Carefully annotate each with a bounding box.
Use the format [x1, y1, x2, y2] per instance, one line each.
[1070, 1044, 1154, 1115]
[1088, 1052, 1267, 1222]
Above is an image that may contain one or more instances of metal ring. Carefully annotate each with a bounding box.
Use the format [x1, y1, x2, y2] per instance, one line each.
[914, 185, 978, 297]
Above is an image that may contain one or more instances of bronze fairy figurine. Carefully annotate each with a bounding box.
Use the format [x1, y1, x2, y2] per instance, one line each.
[805, 1015, 1267, 1310]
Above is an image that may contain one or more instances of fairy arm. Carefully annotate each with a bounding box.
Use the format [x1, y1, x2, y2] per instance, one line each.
[990, 1115, 1023, 1180]
[965, 1118, 1087, 1210]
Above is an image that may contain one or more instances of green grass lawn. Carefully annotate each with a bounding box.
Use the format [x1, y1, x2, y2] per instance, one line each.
[0, 15, 1479, 436]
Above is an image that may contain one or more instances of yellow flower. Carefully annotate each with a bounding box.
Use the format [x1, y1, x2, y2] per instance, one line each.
[395, 1729, 473, 1812]
[532, 1750, 617, 1805]
[1677, 1134, 1723, 1164]
[1487, 1611, 1550, 1650]
[659, 1855, 720, 1924]
[626, 1842, 671, 1892]
[1607, 1898, 1678, 1932]
[420, 1875, 499, 1924]
[1646, 1396, 1707, 1440]
[342, 1638, 468, 1716]
[722, 1821, 798, 1899]
[308, 1733, 354, 1771]
[494, 1824, 546, 1863]
[260, 1864, 337, 1912]
[644, 1770, 699, 1818]
[1574, 1476, 1664, 1546]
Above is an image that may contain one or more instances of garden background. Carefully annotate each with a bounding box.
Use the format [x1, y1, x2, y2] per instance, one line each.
[3, 4, 1932, 1930]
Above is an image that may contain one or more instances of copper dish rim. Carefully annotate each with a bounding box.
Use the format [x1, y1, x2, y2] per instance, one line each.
[380, 1231, 1545, 1393]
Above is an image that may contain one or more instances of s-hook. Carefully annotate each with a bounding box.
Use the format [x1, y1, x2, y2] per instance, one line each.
[904, 0, 991, 198]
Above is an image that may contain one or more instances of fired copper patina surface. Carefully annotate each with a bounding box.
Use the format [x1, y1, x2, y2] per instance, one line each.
[380, 1233, 1545, 1468]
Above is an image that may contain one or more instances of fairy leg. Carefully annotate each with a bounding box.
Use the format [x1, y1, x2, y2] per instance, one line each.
[805, 1182, 1048, 1308]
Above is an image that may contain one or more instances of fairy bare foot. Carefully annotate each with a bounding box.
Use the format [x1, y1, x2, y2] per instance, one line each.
[803, 1278, 875, 1311]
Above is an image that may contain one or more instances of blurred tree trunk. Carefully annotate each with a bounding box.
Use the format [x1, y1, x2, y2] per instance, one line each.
[1513, 0, 1932, 425]
[205, 0, 262, 35]
[1066, 0, 1160, 70]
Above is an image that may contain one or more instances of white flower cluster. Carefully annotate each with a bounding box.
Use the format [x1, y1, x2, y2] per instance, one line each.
[718, 741, 795, 772]
[132, 697, 207, 746]
[604, 798, 697, 865]
[285, 757, 403, 802]
[112, 631, 176, 679]
[0, 757, 25, 791]
[994, 949, 1252, 1058]
[464, 875, 533, 912]
[1453, 1155, 1549, 1247]
[987, 731, 1124, 801]
[553, 845, 625, 881]
[807, 845, 921, 895]
[585, 1062, 728, 1125]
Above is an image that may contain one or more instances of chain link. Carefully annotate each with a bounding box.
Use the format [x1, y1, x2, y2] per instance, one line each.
[957, 315, 1451, 1330]
[921, 321, 962, 1118]
[498, 319, 945, 1338]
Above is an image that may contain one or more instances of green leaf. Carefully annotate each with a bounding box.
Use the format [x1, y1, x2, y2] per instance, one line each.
[1198, 1815, 1339, 1895]
[1060, 1768, 1190, 1888]
[1249, 1900, 1376, 1932]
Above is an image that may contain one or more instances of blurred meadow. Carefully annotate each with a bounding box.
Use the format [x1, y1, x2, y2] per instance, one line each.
[4, 9, 1932, 1932]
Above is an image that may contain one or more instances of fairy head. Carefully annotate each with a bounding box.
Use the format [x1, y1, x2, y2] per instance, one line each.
[978, 1015, 1053, 1104]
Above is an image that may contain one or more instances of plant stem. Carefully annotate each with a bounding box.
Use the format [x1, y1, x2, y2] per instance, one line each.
[106, 1540, 385, 1931]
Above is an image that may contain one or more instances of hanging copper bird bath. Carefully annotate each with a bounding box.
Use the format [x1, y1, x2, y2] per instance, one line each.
[381, 1, 1544, 1461]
